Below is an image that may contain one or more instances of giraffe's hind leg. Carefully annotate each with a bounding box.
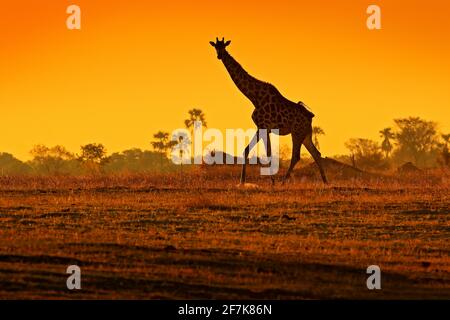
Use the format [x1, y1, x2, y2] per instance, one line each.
[303, 134, 328, 184]
[283, 134, 302, 183]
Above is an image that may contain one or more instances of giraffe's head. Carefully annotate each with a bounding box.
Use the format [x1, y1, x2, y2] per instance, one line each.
[209, 37, 231, 60]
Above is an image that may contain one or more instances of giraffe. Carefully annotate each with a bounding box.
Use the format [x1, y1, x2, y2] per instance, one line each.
[210, 37, 328, 184]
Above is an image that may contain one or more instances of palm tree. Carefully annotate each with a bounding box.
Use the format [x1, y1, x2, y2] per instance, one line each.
[379, 127, 395, 159]
[184, 108, 207, 133]
[312, 126, 325, 150]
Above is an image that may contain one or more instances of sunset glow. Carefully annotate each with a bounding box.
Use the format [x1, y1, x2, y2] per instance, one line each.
[1, 0, 449, 159]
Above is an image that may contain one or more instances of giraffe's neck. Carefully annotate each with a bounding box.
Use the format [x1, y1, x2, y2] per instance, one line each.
[221, 51, 263, 103]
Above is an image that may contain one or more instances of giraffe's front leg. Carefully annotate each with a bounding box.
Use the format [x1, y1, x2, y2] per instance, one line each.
[240, 130, 261, 184]
[261, 130, 275, 186]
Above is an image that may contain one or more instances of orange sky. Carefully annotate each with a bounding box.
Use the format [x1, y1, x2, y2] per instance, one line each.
[1, 0, 449, 160]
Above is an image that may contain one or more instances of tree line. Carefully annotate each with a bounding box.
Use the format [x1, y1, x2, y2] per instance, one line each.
[0, 112, 448, 176]
[341, 117, 449, 171]
[0, 109, 207, 176]
[0, 143, 180, 176]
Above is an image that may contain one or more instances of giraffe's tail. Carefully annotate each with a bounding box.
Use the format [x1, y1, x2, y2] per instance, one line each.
[297, 101, 315, 118]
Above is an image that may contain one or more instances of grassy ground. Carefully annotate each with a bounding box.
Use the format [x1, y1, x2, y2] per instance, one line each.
[0, 166, 449, 299]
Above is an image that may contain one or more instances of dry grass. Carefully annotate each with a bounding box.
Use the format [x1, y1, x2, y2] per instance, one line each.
[0, 166, 449, 299]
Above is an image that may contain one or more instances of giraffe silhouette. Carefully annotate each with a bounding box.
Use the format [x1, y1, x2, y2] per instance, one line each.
[210, 37, 328, 184]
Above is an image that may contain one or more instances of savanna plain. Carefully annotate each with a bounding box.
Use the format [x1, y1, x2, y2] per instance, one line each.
[0, 165, 449, 299]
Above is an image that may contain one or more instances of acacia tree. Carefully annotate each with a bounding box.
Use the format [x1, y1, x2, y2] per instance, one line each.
[151, 131, 177, 169]
[379, 127, 395, 159]
[312, 126, 325, 150]
[29, 145, 75, 174]
[393, 117, 439, 166]
[345, 138, 386, 171]
[78, 143, 107, 174]
[0, 153, 31, 175]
